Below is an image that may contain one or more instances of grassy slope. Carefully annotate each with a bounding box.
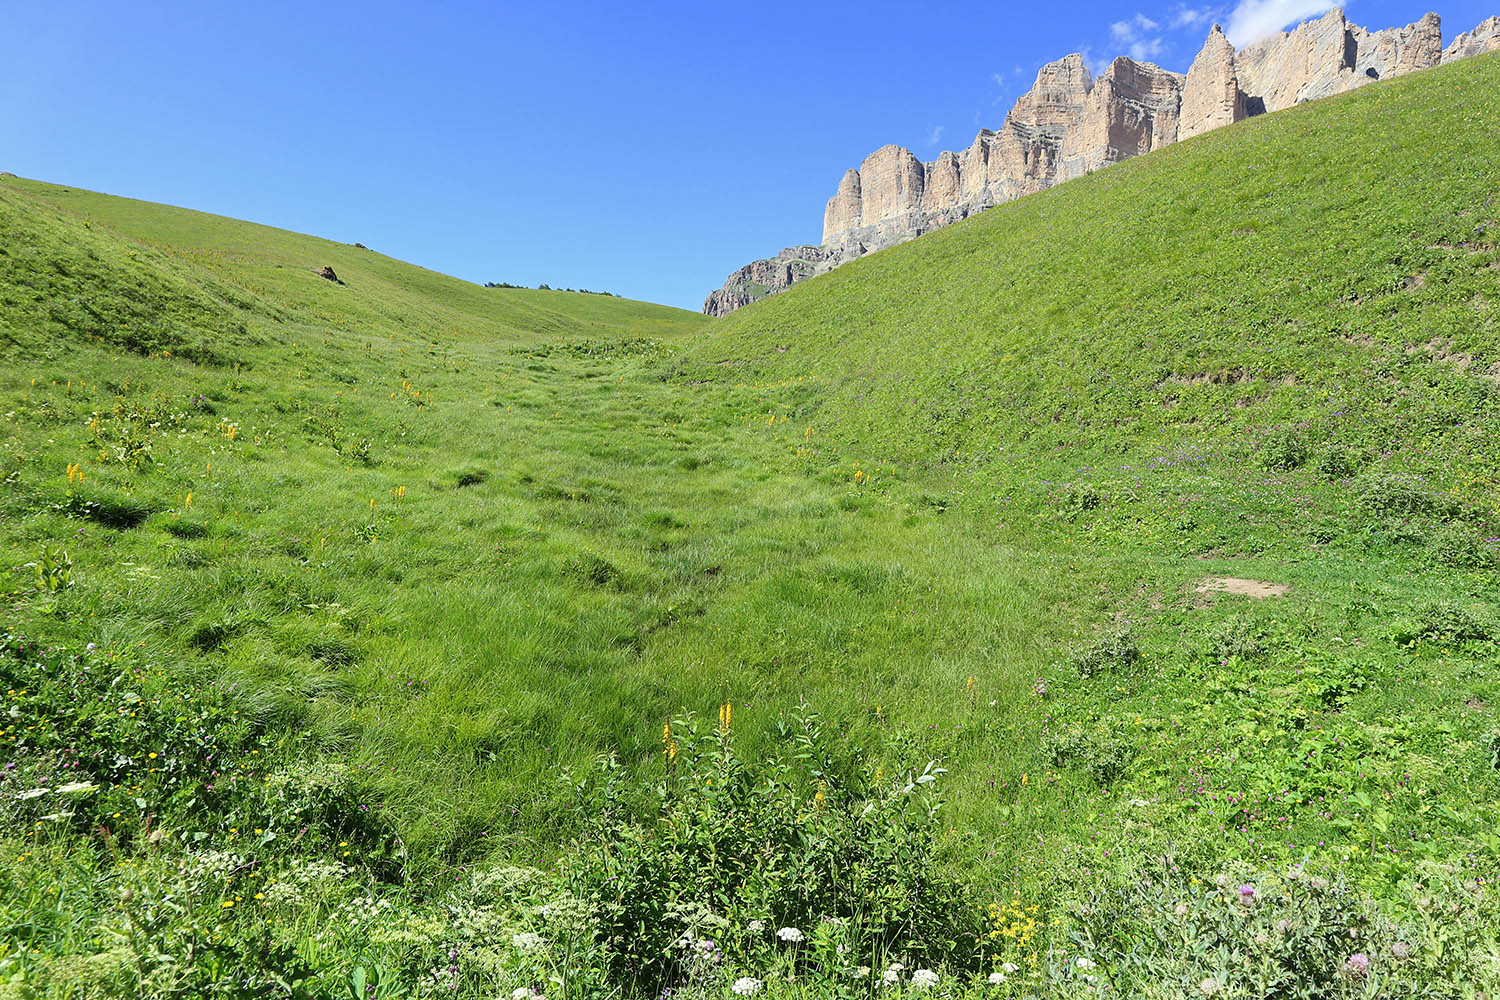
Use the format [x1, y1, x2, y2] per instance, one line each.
[2, 51, 1499, 994]
[0, 175, 1081, 870]
[674, 52, 1500, 877]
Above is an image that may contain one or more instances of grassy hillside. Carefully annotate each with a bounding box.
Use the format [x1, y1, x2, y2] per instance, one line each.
[3, 52, 1500, 1000]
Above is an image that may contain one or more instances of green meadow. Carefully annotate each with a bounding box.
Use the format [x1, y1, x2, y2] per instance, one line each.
[2, 50, 1500, 999]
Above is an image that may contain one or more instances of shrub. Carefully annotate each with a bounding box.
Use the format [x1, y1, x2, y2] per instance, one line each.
[1259, 428, 1309, 470]
[1312, 445, 1365, 479]
[1062, 863, 1500, 996]
[560, 711, 978, 996]
[1060, 484, 1103, 516]
[1426, 521, 1497, 569]
[1356, 475, 1460, 520]
[1042, 726, 1134, 786]
[1204, 615, 1267, 662]
[1392, 602, 1495, 646]
[1071, 628, 1140, 679]
[1303, 518, 1340, 544]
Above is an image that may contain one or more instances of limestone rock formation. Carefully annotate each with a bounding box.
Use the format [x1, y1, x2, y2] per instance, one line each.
[1443, 15, 1500, 61]
[1234, 8, 1440, 111]
[1060, 57, 1183, 181]
[702, 245, 845, 317]
[817, 53, 1180, 255]
[856, 146, 926, 231]
[822, 170, 862, 244]
[706, 7, 1486, 315]
[1179, 25, 1247, 140]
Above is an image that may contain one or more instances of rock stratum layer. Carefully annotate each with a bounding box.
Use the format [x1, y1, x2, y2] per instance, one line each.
[704, 8, 1499, 316]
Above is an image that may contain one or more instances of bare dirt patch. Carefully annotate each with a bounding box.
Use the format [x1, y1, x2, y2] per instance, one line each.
[1195, 577, 1291, 599]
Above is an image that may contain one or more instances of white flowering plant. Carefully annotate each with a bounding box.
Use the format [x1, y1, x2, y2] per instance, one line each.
[560, 709, 979, 996]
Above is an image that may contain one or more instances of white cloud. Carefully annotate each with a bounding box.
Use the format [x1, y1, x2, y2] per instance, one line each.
[1109, 11, 1167, 63]
[1080, 45, 1112, 76]
[1129, 36, 1168, 60]
[1223, 0, 1337, 45]
[1110, 12, 1161, 44]
[1169, 5, 1214, 29]
[926, 125, 945, 146]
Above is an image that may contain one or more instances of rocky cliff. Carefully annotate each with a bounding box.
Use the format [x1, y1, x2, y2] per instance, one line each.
[704, 8, 1496, 316]
[1442, 15, 1500, 60]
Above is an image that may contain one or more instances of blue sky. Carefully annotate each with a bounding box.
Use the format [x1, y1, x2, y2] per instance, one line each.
[2, 1, 1493, 310]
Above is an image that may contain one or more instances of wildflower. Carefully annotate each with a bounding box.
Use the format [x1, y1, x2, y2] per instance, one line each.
[776, 927, 803, 943]
[1000, 963, 1018, 974]
[1198, 978, 1219, 996]
[1344, 953, 1370, 978]
[512, 990, 532, 1000]
[1075, 957, 1096, 971]
[512, 932, 544, 952]
[746, 920, 764, 933]
[1237, 884, 1257, 905]
[55, 782, 96, 795]
[911, 969, 939, 990]
[719, 701, 733, 732]
[1390, 941, 1411, 962]
[988, 971, 1007, 985]
[731, 978, 762, 996]
[881, 964, 903, 986]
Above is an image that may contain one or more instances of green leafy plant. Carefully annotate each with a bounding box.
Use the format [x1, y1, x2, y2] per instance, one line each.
[560, 710, 978, 996]
[28, 543, 74, 593]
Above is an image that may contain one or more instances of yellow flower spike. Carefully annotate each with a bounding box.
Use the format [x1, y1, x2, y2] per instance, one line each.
[184, 492, 193, 508]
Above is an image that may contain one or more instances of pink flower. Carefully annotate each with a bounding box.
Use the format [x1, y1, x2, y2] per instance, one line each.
[1345, 953, 1370, 977]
